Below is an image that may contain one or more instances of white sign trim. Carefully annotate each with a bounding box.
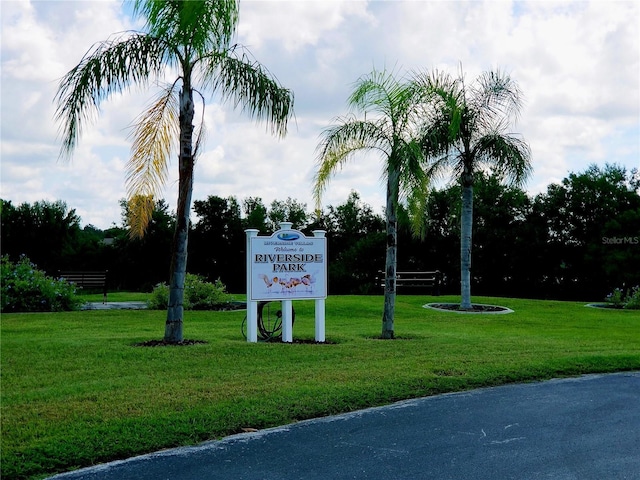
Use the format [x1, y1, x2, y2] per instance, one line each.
[248, 229, 327, 301]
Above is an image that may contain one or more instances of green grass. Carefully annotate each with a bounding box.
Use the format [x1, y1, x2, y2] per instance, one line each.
[78, 291, 151, 303]
[1, 295, 639, 479]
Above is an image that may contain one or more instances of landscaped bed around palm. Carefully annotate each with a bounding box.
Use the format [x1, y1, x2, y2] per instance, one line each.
[2, 295, 639, 479]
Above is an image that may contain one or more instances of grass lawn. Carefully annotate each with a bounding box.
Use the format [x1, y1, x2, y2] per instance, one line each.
[1, 295, 639, 479]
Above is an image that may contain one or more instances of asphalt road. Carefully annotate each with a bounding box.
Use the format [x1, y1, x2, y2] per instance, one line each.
[48, 371, 640, 480]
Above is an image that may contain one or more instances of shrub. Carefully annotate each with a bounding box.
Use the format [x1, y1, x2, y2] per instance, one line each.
[624, 286, 640, 310]
[147, 282, 170, 310]
[147, 274, 232, 310]
[1, 255, 84, 312]
[604, 286, 640, 310]
[604, 288, 625, 308]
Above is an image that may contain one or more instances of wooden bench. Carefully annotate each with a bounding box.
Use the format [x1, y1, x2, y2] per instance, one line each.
[59, 271, 108, 303]
[377, 270, 443, 295]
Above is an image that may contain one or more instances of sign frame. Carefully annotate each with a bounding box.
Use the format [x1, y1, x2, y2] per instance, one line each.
[245, 223, 327, 343]
[248, 228, 327, 301]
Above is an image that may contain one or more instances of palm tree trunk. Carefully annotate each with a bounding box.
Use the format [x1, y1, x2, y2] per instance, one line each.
[165, 84, 195, 343]
[460, 177, 473, 310]
[382, 167, 399, 339]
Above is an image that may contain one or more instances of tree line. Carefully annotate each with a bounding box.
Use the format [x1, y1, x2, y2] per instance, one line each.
[2, 163, 638, 302]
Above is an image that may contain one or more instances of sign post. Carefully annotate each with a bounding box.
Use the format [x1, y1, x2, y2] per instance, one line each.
[245, 229, 259, 343]
[313, 229, 326, 342]
[245, 222, 327, 343]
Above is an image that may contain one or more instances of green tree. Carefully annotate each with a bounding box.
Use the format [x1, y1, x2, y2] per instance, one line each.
[314, 69, 430, 338]
[419, 184, 461, 289]
[242, 197, 269, 234]
[535, 164, 640, 299]
[416, 68, 532, 309]
[466, 173, 533, 296]
[326, 191, 384, 240]
[0, 199, 82, 273]
[115, 198, 175, 291]
[190, 195, 244, 291]
[55, 0, 294, 342]
[325, 191, 385, 294]
[267, 197, 308, 232]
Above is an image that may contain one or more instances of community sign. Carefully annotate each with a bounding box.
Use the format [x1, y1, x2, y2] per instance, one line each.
[248, 228, 327, 301]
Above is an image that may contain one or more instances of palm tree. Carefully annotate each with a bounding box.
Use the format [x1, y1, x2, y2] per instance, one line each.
[416, 68, 532, 310]
[55, 0, 294, 342]
[313, 69, 430, 339]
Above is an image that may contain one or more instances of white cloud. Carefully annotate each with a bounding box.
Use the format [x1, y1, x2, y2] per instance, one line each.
[237, 0, 375, 52]
[1, 1, 60, 81]
[1, 0, 638, 229]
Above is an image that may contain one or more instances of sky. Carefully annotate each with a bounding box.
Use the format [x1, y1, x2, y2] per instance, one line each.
[1, 0, 639, 230]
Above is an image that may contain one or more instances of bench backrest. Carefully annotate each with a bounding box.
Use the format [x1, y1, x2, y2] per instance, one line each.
[376, 270, 443, 294]
[59, 271, 108, 302]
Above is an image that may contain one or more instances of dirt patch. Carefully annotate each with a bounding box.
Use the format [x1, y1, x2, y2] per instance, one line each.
[132, 339, 209, 347]
[209, 301, 247, 311]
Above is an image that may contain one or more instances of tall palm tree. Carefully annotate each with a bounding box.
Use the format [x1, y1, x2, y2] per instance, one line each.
[313, 69, 430, 339]
[56, 0, 294, 342]
[416, 68, 532, 310]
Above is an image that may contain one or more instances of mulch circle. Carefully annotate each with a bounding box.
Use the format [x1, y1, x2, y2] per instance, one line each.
[425, 303, 513, 314]
[132, 339, 209, 347]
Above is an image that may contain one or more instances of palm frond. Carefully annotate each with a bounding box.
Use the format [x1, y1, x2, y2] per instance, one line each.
[350, 68, 423, 134]
[350, 69, 400, 117]
[419, 116, 454, 157]
[126, 194, 156, 240]
[202, 47, 294, 138]
[191, 89, 208, 159]
[413, 67, 531, 190]
[472, 68, 524, 123]
[391, 139, 424, 193]
[313, 118, 389, 208]
[55, 32, 170, 160]
[474, 132, 533, 187]
[133, 0, 238, 54]
[125, 85, 179, 238]
[412, 69, 466, 148]
[411, 68, 458, 104]
[416, 111, 462, 187]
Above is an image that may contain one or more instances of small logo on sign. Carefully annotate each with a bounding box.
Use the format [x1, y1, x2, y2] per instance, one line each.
[277, 232, 300, 241]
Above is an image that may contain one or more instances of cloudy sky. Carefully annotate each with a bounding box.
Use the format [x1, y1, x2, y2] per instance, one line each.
[1, 0, 638, 229]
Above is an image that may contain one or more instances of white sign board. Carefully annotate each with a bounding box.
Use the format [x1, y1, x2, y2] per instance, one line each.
[248, 228, 327, 301]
